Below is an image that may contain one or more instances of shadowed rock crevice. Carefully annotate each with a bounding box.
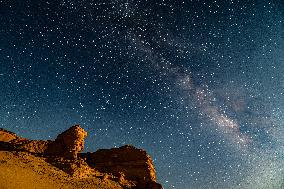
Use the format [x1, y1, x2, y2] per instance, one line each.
[0, 125, 163, 189]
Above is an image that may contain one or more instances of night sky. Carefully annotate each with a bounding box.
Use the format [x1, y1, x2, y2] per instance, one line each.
[0, 0, 284, 188]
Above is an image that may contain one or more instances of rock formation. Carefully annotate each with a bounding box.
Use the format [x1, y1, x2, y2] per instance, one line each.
[0, 125, 87, 159]
[81, 145, 162, 189]
[0, 128, 19, 142]
[0, 125, 163, 189]
[46, 125, 88, 159]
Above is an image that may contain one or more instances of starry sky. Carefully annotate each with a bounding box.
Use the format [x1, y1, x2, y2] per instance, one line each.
[0, 0, 284, 188]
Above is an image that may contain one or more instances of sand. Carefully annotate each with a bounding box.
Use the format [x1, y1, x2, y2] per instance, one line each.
[0, 151, 123, 189]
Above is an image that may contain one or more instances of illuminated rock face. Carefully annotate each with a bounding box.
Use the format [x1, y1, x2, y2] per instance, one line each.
[81, 145, 162, 189]
[0, 128, 18, 142]
[0, 126, 163, 189]
[0, 125, 87, 159]
[46, 125, 88, 159]
[0, 128, 51, 153]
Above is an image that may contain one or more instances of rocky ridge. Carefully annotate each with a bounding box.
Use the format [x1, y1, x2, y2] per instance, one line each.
[0, 125, 162, 189]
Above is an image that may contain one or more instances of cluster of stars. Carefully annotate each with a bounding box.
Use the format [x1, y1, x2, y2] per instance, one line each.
[0, 0, 283, 188]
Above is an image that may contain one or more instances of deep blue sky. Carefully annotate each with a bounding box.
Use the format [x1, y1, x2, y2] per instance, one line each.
[0, 0, 283, 188]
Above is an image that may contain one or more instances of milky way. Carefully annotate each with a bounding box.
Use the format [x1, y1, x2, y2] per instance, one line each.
[0, 0, 283, 188]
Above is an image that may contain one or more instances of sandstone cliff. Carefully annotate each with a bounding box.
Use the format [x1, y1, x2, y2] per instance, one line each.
[81, 145, 162, 189]
[0, 125, 163, 189]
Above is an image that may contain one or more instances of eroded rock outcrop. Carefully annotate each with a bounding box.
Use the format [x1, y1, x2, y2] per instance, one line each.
[0, 125, 87, 159]
[11, 140, 51, 154]
[0, 128, 19, 142]
[81, 145, 162, 189]
[0, 129, 48, 152]
[0, 125, 163, 189]
[46, 125, 87, 159]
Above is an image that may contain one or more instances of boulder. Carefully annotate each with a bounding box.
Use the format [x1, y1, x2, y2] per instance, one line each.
[46, 125, 87, 159]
